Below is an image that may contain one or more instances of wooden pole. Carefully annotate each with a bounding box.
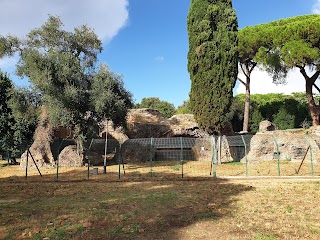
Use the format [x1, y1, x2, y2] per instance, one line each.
[295, 146, 310, 174]
[27, 149, 42, 177]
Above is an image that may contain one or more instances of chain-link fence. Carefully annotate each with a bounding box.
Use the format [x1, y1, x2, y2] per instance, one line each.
[114, 137, 213, 178]
[2, 132, 320, 180]
[86, 133, 319, 179]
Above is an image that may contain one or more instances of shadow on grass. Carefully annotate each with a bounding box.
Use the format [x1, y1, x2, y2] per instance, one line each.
[0, 160, 9, 168]
[0, 168, 254, 240]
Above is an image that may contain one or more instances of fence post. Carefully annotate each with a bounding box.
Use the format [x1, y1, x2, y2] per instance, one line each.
[272, 134, 281, 176]
[241, 135, 248, 177]
[180, 137, 184, 178]
[211, 136, 217, 177]
[87, 139, 94, 179]
[56, 139, 65, 180]
[304, 135, 314, 176]
[25, 148, 29, 179]
[150, 138, 153, 177]
[217, 136, 221, 164]
[118, 144, 121, 179]
[104, 128, 108, 174]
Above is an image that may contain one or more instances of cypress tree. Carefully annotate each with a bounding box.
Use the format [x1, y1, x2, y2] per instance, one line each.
[187, 0, 238, 134]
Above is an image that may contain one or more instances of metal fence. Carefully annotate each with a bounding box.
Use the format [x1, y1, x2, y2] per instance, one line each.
[84, 133, 319, 179]
[2, 132, 320, 180]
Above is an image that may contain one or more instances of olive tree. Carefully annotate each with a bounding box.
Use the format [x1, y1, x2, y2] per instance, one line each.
[1, 16, 133, 151]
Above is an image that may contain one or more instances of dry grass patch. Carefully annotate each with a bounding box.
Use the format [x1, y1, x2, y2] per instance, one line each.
[0, 165, 320, 239]
[1, 158, 318, 181]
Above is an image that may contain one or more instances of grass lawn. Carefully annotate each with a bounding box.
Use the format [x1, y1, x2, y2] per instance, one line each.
[0, 164, 320, 239]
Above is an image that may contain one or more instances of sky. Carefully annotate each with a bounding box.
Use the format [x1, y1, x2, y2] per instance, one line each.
[0, 0, 319, 107]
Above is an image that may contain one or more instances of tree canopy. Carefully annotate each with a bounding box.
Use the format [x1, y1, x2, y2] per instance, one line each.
[253, 14, 320, 126]
[187, 0, 238, 134]
[0, 71, 15, 155]
[135, 97, 176, 118]
[176, 100, 192, 114]
[91, 64, 133, 125]
[229, 93, 312, 132]
[15, 16, 102, 136]
[0, 35, 19, 58]
[0, 72, 40, 162]
[1, 16, 133, 145]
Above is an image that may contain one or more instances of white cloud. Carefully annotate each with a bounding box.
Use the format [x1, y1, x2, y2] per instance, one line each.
[235, 67, 319, 95]
[312, 0, 320, 13]
[0, 0, 129, 41]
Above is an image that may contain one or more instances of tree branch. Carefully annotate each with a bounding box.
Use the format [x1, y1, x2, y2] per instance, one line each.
[237, 77, 246, 86]
[299, 66, 309, 80]
[249, 62, 257, 74]
[311, 71, 320, 83]
[299, 66, 319, 85]
[313, 82, 320, 94]
[240, 63, 250, 79]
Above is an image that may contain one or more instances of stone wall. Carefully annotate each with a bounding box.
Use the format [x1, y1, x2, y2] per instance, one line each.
[245, 130, 320, 163]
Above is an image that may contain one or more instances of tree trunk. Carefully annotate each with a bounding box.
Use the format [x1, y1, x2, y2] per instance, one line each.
[306, 82, 319, 126]
[301, 68, 320, 126]
[243, 76, 250, 132]
[239, 63, 254, 133]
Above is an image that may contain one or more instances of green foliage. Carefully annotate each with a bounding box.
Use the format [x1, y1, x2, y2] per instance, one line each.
[9, 87, 41, 126]
[256, 47, 289, 84]
[135, 97, 176, 118]
[280, 40, 318, 68]
[0, 35, 19, 58]
[252, 15, 320, 125]
[187, 0, 238, 134]
[0, 71, 15, 153]
[170, 165, 180, 171]
[227, 95, 245, 132]
[254, 14, 320, 65]
[8, 87, 40, 153]
[14, 16, 102, 135]
[91, 64, 133, 125]
[4, 15, 132, 142]
[251, 14, 320, 84]
[238, 24, 272, 67]
[249, 105, 264, 133]
[176, 100, 192, 114]
[272, 107, 295, 130]
[0, 72, 39, 160]
[229, 93, 312, 133]
[272, 15, 320, 68]
[237, 25, 276, 132]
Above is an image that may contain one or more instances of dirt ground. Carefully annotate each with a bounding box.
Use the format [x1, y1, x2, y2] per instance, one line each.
[0, 162, 320, 240]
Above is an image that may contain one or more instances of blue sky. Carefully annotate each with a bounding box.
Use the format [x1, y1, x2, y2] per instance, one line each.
[0, 0, 319, 107]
